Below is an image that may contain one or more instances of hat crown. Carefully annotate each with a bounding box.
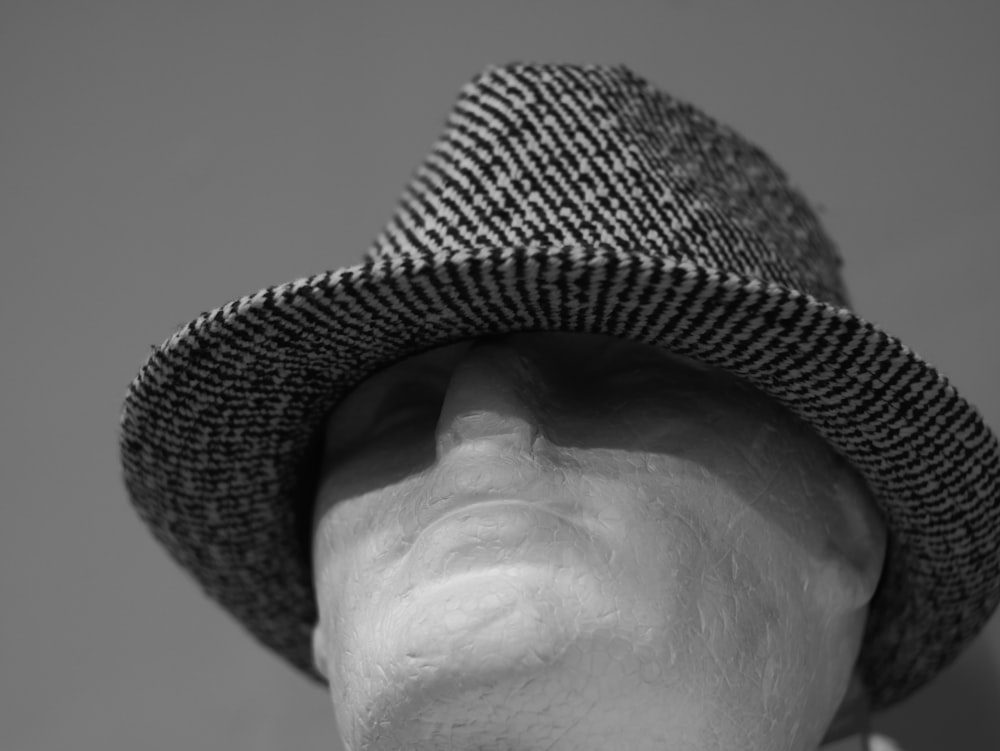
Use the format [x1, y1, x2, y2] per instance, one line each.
[366, 63, 848, 307]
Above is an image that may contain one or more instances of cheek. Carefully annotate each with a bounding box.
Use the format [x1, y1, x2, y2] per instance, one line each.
[602, 460, 814, 660]
[315, 424, 439, 546]
[311, 470, 426, 662]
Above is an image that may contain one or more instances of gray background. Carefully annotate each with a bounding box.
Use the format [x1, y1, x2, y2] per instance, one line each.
[2, 2, 998, 749]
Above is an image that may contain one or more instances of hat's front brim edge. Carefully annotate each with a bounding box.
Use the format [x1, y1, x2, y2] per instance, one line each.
[119, 246, 1000, 711]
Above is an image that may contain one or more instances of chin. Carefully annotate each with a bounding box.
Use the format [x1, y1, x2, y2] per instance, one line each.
[336, 626, 738, 751]
[329, 572, 831, 751]
[333, 565, 651, 747]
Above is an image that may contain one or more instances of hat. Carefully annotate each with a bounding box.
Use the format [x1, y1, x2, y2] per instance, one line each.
[119, 62, 1000, 710]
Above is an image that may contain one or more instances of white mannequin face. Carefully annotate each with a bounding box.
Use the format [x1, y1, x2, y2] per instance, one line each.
[312, 333, 886, 751]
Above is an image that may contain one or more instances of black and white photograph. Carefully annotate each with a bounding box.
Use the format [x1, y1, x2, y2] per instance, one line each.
[2, 3, 998, 750]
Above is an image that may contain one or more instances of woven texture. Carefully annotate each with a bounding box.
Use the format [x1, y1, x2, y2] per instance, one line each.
[120, 63, 1000, 710]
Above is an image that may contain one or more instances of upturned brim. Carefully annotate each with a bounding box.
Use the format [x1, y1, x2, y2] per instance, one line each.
[119, 245, 1000, 710]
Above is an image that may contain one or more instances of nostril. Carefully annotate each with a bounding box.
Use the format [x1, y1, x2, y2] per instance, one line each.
[436, 409, 541, 457]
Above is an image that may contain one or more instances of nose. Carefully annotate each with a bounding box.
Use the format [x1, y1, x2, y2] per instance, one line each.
[434, 337, 546, 458]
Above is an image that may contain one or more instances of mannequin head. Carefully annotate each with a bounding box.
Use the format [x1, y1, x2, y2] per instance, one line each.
[311, 333, 887, 751]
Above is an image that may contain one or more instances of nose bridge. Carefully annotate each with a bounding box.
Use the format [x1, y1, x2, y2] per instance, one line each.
[434, 338, 543, 457]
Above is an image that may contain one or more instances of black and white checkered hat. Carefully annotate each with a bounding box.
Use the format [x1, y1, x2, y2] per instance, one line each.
[119, 63, 1000, 710]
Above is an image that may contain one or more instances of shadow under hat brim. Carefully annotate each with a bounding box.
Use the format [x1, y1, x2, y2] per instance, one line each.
[120, 244, 1000, 711]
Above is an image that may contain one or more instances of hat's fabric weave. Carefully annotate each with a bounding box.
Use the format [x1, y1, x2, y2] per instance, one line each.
[120, 63, 1000, 710]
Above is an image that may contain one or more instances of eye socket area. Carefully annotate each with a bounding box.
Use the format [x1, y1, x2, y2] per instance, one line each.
[324, 335, 726, 456]
[324, 359, 455, 457]
[365, 377, 448, 437]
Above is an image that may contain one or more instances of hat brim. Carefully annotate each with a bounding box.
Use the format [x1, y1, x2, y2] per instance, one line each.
[120, 245, 1000, 710]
